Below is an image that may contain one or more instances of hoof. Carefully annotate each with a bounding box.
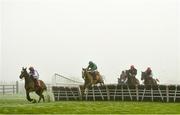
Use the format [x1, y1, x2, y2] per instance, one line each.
[32, 99, 37, 103]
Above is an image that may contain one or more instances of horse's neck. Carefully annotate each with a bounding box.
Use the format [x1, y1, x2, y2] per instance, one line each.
[24, 75, 33, 84]
[85, 71, 92, 80]
[144, 76, 151, 82]
[86, 72, 91, 77]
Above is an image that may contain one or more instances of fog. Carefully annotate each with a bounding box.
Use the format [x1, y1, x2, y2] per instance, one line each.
[0, 0, 179, 84]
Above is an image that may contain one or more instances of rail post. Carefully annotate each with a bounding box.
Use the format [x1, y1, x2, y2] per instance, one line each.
[166, 85, 169, 102]
[13, 85, 15, 94]
[3, 85, 5, 95]
[16, 81, 19, 94]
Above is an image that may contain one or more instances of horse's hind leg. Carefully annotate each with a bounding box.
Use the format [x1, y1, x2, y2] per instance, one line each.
[41, 94, 45, 102]
[99, 80, 104, 86]
[35, 91, 41, 102]
[40, 92, 45, 102]
[36, 91, 43, 103]
[99, 82, 103, 86]
[102, 81, 105, 85]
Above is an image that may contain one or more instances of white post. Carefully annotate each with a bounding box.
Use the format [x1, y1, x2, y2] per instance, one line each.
[136, 85, 139, 101]
[16, 81, 19, 94]
[114, 85, 117, 101]
[127, 85, 132, 101]
[106, 85, 110, 101]
[166, 85, 169, 102]
[151, 86, 153, 102]
[92, 86, 95, 101]
[121, 85, 124, 101]
[174, 85, 177, 102]
[3, 85, 5, 95]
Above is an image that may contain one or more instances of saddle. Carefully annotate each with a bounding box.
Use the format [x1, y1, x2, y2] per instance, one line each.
[30, 77, 41, 89]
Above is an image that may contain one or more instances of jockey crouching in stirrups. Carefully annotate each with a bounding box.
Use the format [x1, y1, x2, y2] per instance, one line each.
[87, 61, 98, 80]
[128, 65, 137, 78]
[145, 67, 153, 78]
[29, 66, 40, 89]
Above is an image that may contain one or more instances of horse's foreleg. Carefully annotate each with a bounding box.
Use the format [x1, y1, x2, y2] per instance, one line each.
[81, 83, 86, 95]
[26, 91, 33, 102]
[84, 82, 92, 94]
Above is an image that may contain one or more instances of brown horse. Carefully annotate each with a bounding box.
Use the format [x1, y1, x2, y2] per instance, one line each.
[141, 71, 159, 85]
[82, 68, 104, 93]
[122, 70, 140, 86]
[118, 70, 127, 85]
[19, 67, 47, 103]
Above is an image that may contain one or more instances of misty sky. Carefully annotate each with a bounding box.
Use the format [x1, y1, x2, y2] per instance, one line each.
[1, 0, 180, 84]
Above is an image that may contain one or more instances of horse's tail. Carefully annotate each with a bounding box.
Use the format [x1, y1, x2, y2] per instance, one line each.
[44, 84, 47, 91]
[44, 83, 47, 91]
[40, 80, 54, 102]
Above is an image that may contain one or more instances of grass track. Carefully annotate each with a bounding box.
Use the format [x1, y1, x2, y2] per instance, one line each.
[0, 94, 180, 114]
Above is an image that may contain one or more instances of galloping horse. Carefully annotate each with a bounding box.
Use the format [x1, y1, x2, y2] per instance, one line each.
[141, 71, 159, 85]
[118, 70, 127, 85]
[120, 70, 140, 86]
[19, 67, 47, 103]
[82, 68, 104, 93]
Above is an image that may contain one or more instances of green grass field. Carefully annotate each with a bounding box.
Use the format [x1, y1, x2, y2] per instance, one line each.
[0, 94, 180, 114]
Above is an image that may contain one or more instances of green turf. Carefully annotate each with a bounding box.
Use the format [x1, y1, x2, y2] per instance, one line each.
[0, 94, 180, 114]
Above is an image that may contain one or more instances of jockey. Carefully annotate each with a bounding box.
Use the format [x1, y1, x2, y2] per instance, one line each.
[145, 67, 153, 77]
[128, 65, 137, 77]
[29, 66, 40, 88]
[87, 61, 97, 80]
[120, 71, 127, 83]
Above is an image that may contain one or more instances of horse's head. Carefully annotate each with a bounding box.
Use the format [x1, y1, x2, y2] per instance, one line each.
[19, 67, 29, 79]
[141, 71, 146, 80]
[82, 68, 87, 79]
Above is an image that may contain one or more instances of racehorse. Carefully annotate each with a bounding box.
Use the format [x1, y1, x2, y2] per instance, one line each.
[82, 68, 104, 94]
[118, 70, 127, 85]
[19, 67, 47, 103]
[120, 70, 140, 86]
[141, 71, 159, 85]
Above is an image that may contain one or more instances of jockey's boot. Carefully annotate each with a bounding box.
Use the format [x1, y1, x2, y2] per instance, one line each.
[93, 72, 97, 80]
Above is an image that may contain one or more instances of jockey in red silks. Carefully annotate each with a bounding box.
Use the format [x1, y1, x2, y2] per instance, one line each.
[145, 67, 153, 77]
[128, 65, 137, 77]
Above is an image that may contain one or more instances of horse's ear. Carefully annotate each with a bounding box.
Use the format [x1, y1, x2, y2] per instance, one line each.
[25, 67, 27, 70]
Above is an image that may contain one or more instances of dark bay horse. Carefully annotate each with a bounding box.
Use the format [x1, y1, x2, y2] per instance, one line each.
[120, 70, 140, 86]
[118, 70, 127, 85]
[82, 68, 104, 93]
[19, 67, 47, 103]
[141, 71, 159, 85]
